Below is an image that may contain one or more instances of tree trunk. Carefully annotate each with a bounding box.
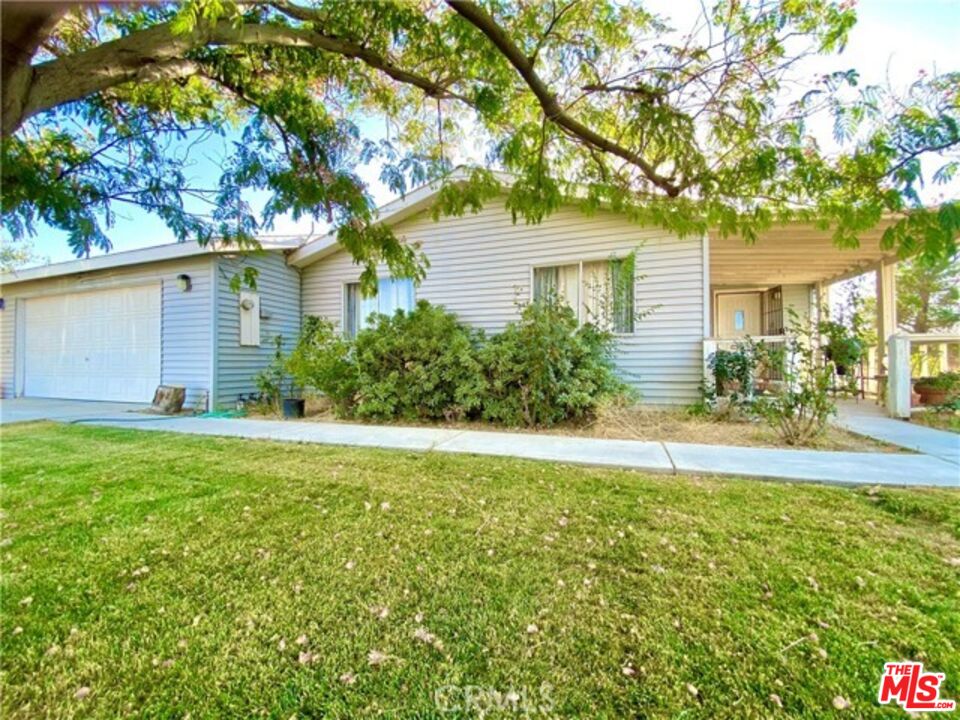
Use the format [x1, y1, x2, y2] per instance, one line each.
[1, 2, 71, 135]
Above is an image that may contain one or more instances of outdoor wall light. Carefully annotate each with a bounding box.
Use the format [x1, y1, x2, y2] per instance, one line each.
[176, 274, 192, 292]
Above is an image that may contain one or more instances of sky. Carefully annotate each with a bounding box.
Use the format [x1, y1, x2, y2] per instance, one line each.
[8, 0, 960, 265]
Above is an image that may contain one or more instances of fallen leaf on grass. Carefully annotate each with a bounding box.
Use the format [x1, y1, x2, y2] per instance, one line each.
[833, 696, 850, 710]
[298, 651, 315, 665]
[74, 687, 91, 700]
[367, 650, 394, 667]
[413, 627, 444, 651]
[339, 672, 356, 685]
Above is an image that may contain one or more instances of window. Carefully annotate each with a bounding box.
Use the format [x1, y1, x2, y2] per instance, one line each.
[345, 277, 415, 337]
[533, 257, 634, 333]
[734, 310, 745, 331]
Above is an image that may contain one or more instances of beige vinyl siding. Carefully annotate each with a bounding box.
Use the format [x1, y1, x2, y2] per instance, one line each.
[214, 252, 300, 408]
[781, 284, 813, 324]
[0, 257, 213, 405]
[302, 202, 705, 405]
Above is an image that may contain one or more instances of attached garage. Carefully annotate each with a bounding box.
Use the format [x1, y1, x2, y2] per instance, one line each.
[22, 285, 161, 402]
[1, 241, 302, 409]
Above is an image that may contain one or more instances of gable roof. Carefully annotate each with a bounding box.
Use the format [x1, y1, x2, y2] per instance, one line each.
[288, 169, 513, 268]
[0, 236, 303, 286]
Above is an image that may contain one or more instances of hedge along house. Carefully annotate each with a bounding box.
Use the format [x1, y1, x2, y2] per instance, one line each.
[0, 239, 301, 409]
[290, 172, 902, 407]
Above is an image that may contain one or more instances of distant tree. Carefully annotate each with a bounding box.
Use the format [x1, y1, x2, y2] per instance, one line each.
[0, 240, 45, 271]
[896, 255, 960, 333]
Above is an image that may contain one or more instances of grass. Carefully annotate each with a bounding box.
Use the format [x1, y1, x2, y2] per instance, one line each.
[251, 398, 900, 453]
[912, 408, 960, 434]
[2, 422, 958, 719]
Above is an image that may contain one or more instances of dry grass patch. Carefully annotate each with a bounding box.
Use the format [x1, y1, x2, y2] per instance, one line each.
[251, 397, 902, 453]
[911, 408, 960, 434]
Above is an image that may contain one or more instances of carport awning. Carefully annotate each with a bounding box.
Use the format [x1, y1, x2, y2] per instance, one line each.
[709, 223, 897, 287]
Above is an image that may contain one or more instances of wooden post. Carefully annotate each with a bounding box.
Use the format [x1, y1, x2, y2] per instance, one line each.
[886, 334, 911, 418]
[875, 260, 897, 377]
[703, 339, 718, 395]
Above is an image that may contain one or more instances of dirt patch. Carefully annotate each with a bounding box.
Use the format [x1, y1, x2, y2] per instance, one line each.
[246, 397, 905, 453]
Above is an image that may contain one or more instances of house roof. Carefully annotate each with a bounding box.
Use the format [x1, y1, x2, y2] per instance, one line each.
[288, 168, 513, 268]
[0, 236, 303, 287]
[289, 169, 908, 287]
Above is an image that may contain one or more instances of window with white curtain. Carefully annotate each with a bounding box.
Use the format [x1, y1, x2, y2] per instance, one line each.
[532, 257, 634, 333]
[344, 277, 415, 337]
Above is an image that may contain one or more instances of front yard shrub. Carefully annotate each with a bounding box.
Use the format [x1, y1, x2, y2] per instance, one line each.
[350, 301, 487, 420]
[282, 299, 632, 427]
[754, 323, 836, 445]
[287, 316, 358, 415]
[480, 298, 631, 426]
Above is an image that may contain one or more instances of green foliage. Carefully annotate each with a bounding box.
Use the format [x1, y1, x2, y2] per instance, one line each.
[286, 316, 357, 415]
[3, 2, 957, 271]
[285, 300, 630, 427]
[818, 319, 866, 371]
[349, 301, 486, 421]
[708, 346, 754, 398]
[480, 299, 631, 426]
[254, 334, 296, 411]
[754, 322, 837, 446]
[915, 371, 960, 395]
[896, 254, 960, 333]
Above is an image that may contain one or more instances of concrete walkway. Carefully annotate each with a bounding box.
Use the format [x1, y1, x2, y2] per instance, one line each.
[3, 398, 956, 488]
[835, 400, 959, 465]
[0, 398, 150, 424]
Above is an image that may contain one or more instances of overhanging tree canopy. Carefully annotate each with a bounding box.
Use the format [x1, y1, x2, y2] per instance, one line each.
[2, 0, 958, 290]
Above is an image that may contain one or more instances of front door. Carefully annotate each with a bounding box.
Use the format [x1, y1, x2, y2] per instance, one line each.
[716, 292, 761, 338]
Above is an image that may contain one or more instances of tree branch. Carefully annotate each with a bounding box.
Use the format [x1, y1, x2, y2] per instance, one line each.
[446, 0, 683, 196]
[6, 17, 468, 136]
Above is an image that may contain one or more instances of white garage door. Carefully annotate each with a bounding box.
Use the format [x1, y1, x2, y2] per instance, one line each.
[24, 285, 161, 402]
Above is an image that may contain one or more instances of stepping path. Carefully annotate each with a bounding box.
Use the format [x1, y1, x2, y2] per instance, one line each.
[78, 413, 958, 488]
[834, 400, 959, 465]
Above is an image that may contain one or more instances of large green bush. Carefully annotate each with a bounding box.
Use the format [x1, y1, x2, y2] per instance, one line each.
[286, 316, 358, 415]
[480, 300, 630, 426]
[350, 301, 486, 421]
[286, 299, 631, 427]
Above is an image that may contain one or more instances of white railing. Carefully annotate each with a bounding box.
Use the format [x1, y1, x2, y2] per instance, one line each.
[887, 333, 960, 418]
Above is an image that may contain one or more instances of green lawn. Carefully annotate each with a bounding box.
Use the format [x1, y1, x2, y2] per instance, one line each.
[1, 423, 958, 718]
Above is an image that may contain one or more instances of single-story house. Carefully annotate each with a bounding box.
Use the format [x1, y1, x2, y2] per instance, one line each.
[0, 171, 901, 410]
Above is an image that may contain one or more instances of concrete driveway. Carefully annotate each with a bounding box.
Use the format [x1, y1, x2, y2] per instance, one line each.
[0, 398, 151, 424]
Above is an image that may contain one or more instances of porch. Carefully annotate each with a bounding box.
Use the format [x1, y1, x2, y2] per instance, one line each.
[704, 224, 960, 417]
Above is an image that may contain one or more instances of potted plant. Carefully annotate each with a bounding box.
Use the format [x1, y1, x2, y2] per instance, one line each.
[709, 346, 753, 397]
[819, 320, 864, 376]
[913, 371, 960, 406]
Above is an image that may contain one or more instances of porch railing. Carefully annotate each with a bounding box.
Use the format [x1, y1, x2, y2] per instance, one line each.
[703, 335, 790, 388]
[887, 333, 960, 418]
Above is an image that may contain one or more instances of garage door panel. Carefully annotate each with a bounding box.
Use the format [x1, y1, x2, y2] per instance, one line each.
[24, 285, 161, 402]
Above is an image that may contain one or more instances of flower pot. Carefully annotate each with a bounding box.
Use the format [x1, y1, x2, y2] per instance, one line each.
[282, 398, 305, 419]
[915, 386, 949, 406]
[719, 379, 741, 396]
